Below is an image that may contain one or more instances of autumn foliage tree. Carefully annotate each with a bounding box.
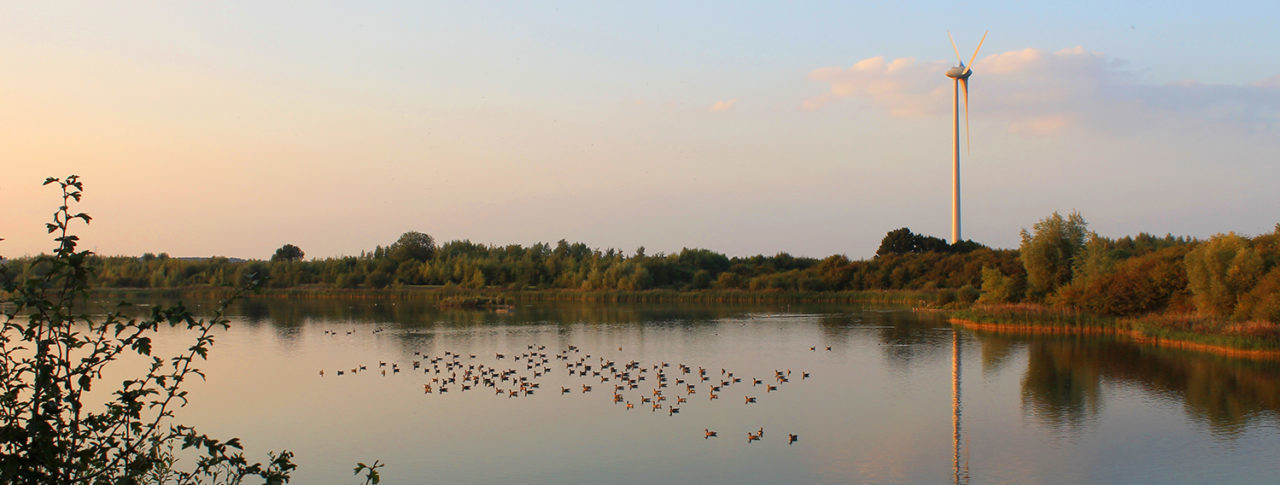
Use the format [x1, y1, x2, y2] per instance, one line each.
[1184, 233, 1264, 318]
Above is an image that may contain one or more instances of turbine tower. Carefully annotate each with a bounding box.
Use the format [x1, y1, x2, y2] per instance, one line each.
[945, 31, 987, 244]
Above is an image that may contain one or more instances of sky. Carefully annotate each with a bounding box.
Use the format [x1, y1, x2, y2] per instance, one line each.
[3, 1, 1279, 260]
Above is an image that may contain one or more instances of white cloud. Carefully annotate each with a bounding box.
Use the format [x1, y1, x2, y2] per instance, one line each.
[806, 46, 1280, 136]
[710, 98, 739, 112]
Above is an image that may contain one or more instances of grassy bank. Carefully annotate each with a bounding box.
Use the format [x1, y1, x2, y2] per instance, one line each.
[952, 303, 1280, 358]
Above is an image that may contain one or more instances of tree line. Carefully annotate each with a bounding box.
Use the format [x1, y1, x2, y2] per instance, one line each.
[979, 212, 1280, 324]
[5, 213, 1278, 324]
[3, 229, 1015, 294]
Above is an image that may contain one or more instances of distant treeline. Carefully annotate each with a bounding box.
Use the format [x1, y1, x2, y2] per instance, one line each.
[1, 230, 1017, 293]
[5, 214, 1278, 326]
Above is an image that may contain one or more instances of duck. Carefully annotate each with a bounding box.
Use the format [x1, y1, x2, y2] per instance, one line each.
[704, 428, 717, 438]
[788, 434, 798, 444]
[744, 396, 757, 404]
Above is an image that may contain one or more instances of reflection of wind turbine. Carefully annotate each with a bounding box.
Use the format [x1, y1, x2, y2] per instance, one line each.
[952, 329, 969, 485]
[945, 31, 987, 244]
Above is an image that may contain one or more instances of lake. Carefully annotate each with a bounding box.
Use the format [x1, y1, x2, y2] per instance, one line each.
[129, 298, 1280, 484]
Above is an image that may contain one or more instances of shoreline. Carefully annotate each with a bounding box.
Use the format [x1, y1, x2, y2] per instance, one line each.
[949, 318, 1280, 361]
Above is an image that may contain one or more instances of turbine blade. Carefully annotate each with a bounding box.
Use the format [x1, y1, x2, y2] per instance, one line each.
[948, 31, 964, 66]
[961, 77, 971, 155]
[964, 31, 988, 75]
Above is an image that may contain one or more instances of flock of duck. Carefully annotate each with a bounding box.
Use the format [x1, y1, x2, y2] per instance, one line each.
[320, 329, 834, 444]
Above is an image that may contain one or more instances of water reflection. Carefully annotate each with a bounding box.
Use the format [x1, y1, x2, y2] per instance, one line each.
[963, 331, 1280, 436]
[125, 296, 1280, 439]
[104, 297, 1280, 484]
[867, 310, 951, 367]
[1020, 338, 1105, 432]
[952, 330, 969, 485]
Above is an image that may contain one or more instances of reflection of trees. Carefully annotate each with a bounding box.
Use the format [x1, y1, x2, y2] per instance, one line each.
[1010, 333, 1280, 436]
[871, 310, 950, 366]
[815, 314, 851, 349]
[978, 336, 1018, 377]
[1106, 347, 1280, 437]
[220, 298, 765, 328]
[1020, 339, 1103, 432]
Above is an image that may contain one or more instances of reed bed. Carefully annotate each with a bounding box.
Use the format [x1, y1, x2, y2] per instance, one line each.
[955, 303, 1280, 354]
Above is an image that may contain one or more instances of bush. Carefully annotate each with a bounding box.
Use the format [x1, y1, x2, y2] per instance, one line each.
[978, 266, 1024, 304]
[1058, 245, 1191, 316]
[0, 177, 295, 484]
[936, 290, 957, 306]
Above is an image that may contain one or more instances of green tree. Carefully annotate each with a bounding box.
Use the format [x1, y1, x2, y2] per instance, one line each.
[876, 228, 918, 256]
[1072, 233, 1115, 283]
[876, 228, 962, 256]
[464, 268, 486, 289]
[389, 231, 436, 262]
[394, 260, 422, 286]
[1019, 211, 1089, 300]
[271, 243, 305, 262]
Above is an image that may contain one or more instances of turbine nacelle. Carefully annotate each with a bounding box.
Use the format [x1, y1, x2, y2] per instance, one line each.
[945, 66, 971, 80]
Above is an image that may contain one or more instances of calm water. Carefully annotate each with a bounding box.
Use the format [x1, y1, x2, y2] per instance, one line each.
[123, 299, 1280, 484]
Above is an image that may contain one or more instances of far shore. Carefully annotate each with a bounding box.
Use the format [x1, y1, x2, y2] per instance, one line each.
[88, 286, 939, 305]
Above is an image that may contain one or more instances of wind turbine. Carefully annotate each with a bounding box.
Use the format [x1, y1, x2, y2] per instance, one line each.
[945, 31, 987, 244]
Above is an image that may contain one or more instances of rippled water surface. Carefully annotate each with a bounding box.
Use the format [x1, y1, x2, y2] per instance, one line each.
[131, 299, 1280, 484]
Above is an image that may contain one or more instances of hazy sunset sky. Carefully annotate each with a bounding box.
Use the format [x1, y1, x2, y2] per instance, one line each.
[3, 2, 1278, 260]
